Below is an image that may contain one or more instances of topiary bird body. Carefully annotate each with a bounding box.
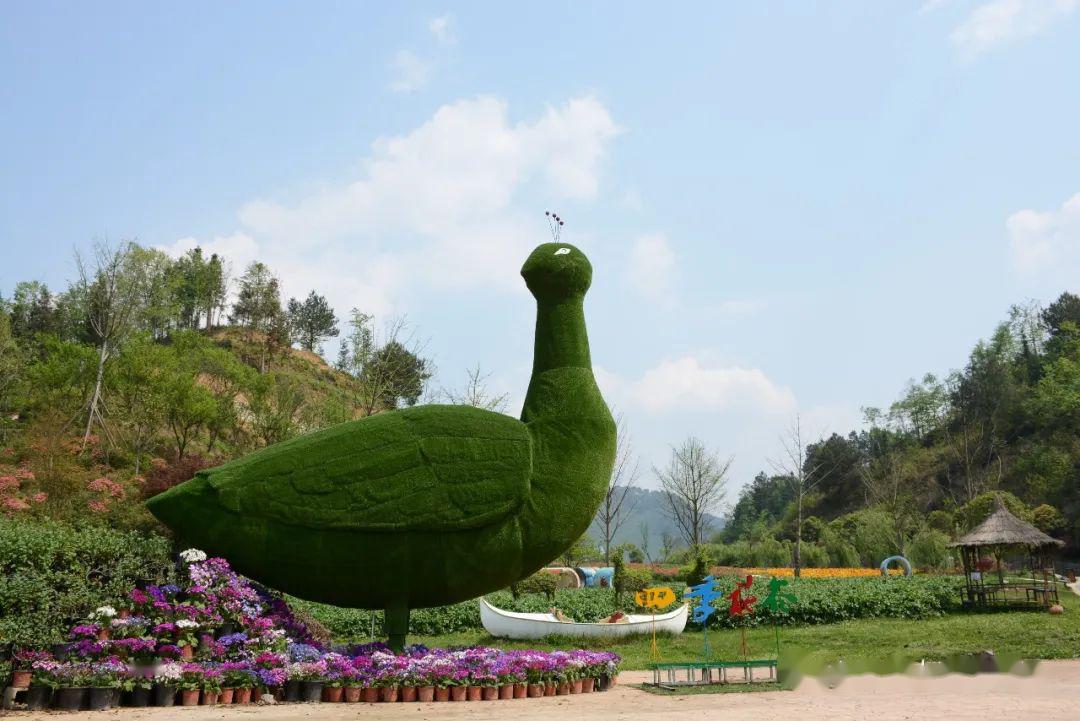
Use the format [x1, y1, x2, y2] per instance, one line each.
[147, 242, 615, 648]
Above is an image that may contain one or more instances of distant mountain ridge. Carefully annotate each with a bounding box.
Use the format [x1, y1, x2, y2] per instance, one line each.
[588, 486, 725, 558]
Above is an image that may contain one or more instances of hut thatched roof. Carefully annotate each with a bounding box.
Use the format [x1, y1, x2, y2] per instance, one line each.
[949, 499, 1064, 548]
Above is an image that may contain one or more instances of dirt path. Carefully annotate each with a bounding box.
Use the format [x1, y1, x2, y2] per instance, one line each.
[7, 660, 1080, 721]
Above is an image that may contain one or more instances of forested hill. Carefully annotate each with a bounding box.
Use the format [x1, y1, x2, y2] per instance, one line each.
[720, 294, 1080, 565]
[0, 241, 436, 532]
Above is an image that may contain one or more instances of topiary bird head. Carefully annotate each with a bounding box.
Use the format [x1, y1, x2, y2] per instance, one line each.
[520, 242, 593, 300]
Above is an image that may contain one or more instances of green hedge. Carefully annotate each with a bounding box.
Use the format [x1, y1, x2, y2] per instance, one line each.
[297, 576, 965, 640]
[0, 517, 175, 646]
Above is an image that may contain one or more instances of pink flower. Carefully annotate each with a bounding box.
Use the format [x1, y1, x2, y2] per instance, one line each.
[2, 497, 30, 511]
[31, 492, 47, 503]
[0, 476, 18, 493]
[88, 499, 109, 513]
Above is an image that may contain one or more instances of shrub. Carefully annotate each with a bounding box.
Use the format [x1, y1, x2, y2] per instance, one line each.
[515, 570, 559, 602]
[1032, 504, 1065, 535]
[0, 516, 174, 646]
[908, 529, 952, 570]
[799, 543, 829, 568]
[142, 454, 217, 499]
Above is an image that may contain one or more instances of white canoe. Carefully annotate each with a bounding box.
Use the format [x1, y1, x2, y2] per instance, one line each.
[479, 596, 689, 640]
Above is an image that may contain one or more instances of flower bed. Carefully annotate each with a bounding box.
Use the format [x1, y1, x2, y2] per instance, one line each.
[8, 551, 619, 710]
[744, 567, 904, 578]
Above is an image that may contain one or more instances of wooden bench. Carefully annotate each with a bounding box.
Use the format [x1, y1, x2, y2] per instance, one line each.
[649, 659, 778, 686]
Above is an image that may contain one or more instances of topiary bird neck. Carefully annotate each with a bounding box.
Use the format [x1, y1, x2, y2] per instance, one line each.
[520, 293, 604, 427]
[530, 294, 591, 374]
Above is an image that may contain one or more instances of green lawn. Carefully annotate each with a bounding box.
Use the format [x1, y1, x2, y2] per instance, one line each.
[411, 587, 1079, 670]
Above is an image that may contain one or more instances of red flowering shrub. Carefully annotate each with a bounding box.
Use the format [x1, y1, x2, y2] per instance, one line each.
[143, 455, 217, 499]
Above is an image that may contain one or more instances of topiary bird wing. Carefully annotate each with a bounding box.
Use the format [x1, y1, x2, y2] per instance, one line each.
[197, 404, 532, 532]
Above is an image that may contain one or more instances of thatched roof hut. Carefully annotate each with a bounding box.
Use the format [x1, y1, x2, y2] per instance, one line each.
[949, 500, 1064, 549]
[949, 496, 1063, 609]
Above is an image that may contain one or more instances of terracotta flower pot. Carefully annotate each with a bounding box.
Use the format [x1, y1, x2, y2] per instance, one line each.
[581, 678, 595, 693]
[380, 686, 399, 703]
[324, 686, 343, 702]
[181, 689, 200, 706]
[435, 687, 450, 702]
[466, 685, 482, 701]
[544, 683, 556, 696]
[417, 685, 435, 702]
[400, 685, 418, 702]
[344, 687, 361, 703]
[528, 683, 544, 698]
[236, 687, 252, 704]
[557, 682, 570, 696]
[11, 670, 31, 688]
[451, 686, 467, 701]
[514, 683, 527, 699]
[482, 686, 498, 701]
[572, 679, 583, 694]
[220, 688, 235, 704]
[362, 687, 380, 703]
[202, 691, 219, 705]
[96, 628, 110, 641]
[180, 645, 194, 661]
[118, 608, 131, 619]
[499, 684, 514, 700]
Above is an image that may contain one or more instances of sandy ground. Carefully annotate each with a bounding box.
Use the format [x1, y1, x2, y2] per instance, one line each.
[7, 660, 1080, 721]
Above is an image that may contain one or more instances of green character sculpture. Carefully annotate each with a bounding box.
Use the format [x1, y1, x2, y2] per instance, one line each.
[147, 242, 616, 650]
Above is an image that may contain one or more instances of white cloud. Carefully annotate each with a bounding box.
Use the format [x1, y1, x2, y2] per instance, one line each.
[951, 0, 1077, 59]
[1007, 191, 1080, 274]
[428, 15, 456, 45]
[171, 96, 619, 320]
[626, 233, 676, 302]
[602, 356, 797, 415]
[388, 49, 432, 93]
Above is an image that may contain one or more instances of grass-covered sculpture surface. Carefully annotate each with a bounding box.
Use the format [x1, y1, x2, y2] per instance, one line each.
[148, 242, 616, 649]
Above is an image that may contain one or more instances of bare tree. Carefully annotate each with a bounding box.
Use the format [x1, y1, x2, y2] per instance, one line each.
[655, 437, 732, 551]
[768, 414, 834, 578]
[638, 522, 653, 564]
[596, 415, 640, 564]
[76, 241, 145, 446]
[442, 364, 509, 413]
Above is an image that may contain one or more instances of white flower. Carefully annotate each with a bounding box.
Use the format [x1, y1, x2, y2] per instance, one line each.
[93, 605, 117, 619]
[179, 548, 207, 563]
[155, 662, 182, 681]
[176, 619, 200, 629]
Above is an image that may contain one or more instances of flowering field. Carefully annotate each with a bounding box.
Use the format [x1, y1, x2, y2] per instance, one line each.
[743, 567, 904, 578]
[12, 551, 619, 710]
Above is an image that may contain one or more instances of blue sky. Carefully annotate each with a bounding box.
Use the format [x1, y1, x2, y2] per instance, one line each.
[2, 1, 1079, 499]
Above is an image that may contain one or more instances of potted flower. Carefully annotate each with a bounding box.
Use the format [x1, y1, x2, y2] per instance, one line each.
[11, 648, 49, 688]
[52, 661, 91, 711]
[122, 667, 154, 707]
[153, 662, 181, 706]
[178, 663, 204, 706]
[175, 619, 200, 660]
[291, 660, 326, 702]
[374, 661, 400, 703]
[219, 662, 247, 704]
[27, 657, 60, 710]
[91, 606, 117, 640]
[322, 653, 351, 702]
[200, 666, 222, 705]
[86, 658, 124, 710]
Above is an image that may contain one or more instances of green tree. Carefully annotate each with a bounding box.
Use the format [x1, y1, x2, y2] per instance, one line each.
[287, 291, 339, 352]
[111, 334, 170, 476]
[230, 262, 285, 372]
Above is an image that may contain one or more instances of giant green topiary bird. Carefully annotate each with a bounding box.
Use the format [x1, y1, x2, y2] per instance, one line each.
[147, 242, 616, 649]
